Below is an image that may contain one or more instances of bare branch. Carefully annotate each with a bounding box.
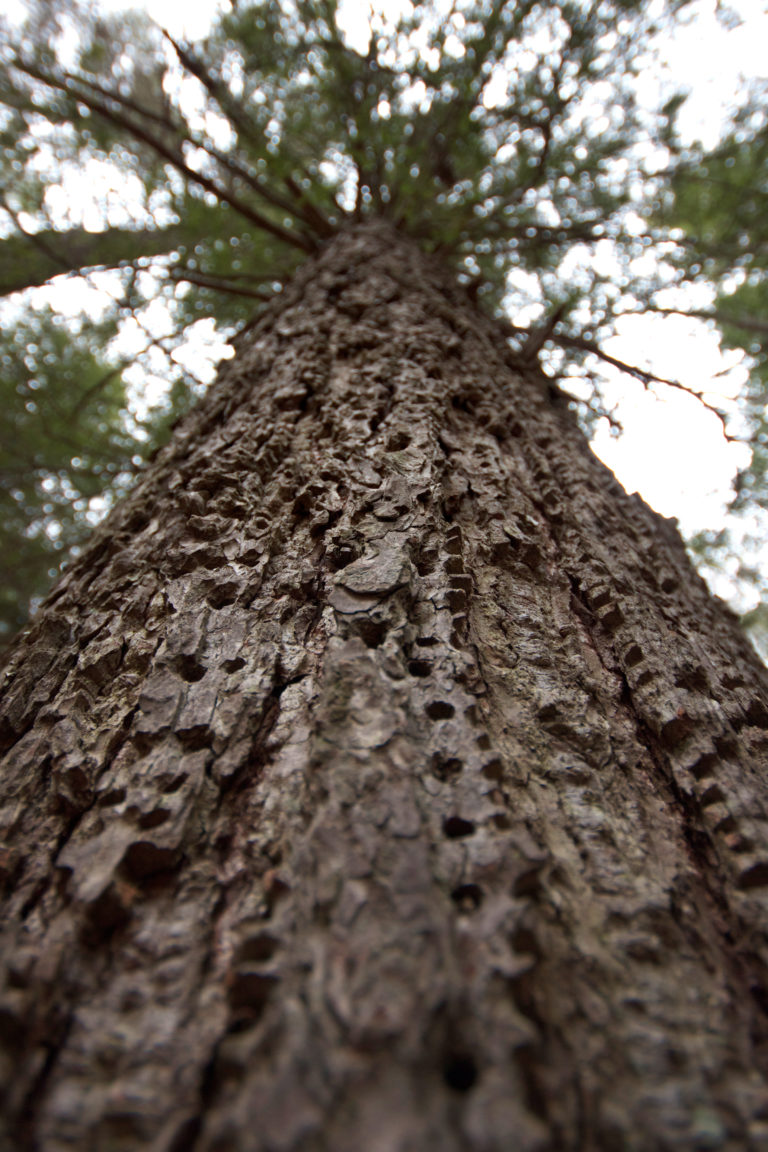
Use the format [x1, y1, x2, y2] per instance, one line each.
[517, 303, 567, 362]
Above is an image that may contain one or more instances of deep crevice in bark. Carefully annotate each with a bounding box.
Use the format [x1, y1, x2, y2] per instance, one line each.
[1, 222, 768, 1151]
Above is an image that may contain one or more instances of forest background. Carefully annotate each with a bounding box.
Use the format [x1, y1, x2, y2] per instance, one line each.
[1, 0, 767, 653]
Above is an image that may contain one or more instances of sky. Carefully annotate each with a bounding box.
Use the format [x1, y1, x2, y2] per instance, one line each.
[589, 0, 767, 534]
[7, 0, 768, 604]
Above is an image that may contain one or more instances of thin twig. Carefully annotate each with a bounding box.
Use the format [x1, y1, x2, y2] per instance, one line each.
[554, 331, 736, 441]
[503, 316, 735, 441]
[628, 304, 768, 339]
[68, 363, 128, 420]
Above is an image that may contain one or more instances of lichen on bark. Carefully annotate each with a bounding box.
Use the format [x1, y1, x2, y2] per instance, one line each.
[1, 221, 768, 1151]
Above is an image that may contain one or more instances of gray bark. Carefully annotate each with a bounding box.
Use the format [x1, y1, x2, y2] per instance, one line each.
[1, 221, 768, 1151]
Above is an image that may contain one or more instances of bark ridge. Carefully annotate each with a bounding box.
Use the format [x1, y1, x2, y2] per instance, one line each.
[1, 222, 768, 1151]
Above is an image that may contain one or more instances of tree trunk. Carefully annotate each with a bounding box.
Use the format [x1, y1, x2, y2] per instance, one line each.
[2, 220, 768, 1152]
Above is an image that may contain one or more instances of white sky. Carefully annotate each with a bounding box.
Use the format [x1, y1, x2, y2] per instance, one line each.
[10, 0, 768, 602]
[591, 0, 768, 539]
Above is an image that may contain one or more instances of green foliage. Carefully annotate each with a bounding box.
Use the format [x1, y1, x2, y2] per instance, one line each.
[0, 0, 766, 642]
[0, 0, 685, 301]
[658, 89, 768, 642]
[663, 105, 768, 282]
[0, 307, 190, 638]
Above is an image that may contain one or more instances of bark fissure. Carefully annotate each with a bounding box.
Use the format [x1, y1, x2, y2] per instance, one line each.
[620, 674, 768, 1065]
[565, 566, 768, 1068]
[1, 222, 768, 1151]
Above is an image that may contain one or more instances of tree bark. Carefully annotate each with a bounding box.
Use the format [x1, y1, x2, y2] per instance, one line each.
[2, 220, 768, 1152]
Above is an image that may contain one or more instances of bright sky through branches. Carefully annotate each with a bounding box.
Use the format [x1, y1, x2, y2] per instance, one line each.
[334, 0, 768, 594]
[7, 0, 768, 608]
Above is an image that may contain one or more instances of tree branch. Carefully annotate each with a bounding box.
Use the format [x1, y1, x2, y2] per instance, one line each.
[635, 305, 768, 340]
[13, 58, 315, 254]
[502, 314, 736, 440]
[168, 267, 273, 300]
[553, 331, 737, 441]
[0, 213, 196, 298]
[161, 31, 337, 237]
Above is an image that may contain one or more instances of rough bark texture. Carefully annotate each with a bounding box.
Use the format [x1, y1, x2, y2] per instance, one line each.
[2, 221, 768, 1152]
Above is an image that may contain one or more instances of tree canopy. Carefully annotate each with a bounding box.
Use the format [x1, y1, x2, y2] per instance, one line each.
[0, 0, 766, 646]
